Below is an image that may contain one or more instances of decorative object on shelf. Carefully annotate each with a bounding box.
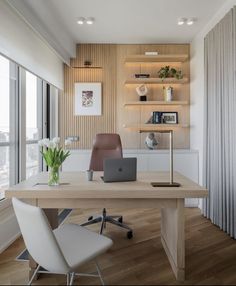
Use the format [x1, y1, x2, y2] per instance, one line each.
[145, 51, 158, 55]
[75, 82, 102, 116]
[145, 133, 158, 150]
[84, 60, 92, 67]
[135, 73, 150, 78]
[136, 84, 148, 101]
[39, 137, 71, 186]
[158, 66, 183, 80]
[151, 111, 178, 124]
[152, 111, 163, 124]
[162, 112, 178, 124]
[163, 86, 173, 101]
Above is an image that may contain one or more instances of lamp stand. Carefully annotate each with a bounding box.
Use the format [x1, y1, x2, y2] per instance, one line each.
[141, 130, 181, 187]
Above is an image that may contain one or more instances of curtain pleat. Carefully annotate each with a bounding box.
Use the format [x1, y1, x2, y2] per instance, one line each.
[203, 8, 236, 238]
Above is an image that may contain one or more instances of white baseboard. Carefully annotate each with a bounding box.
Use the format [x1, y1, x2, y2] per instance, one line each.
[0, 232, 21, 254]
[0, 206, 20, 254]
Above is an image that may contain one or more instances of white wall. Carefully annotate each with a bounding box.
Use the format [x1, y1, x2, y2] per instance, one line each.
[190, 0, 236, 185]
[0, 0, 64, 253]
[0, 1, 64, 89]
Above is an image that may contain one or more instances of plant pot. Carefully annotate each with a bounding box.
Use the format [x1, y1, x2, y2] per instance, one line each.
[48, 166, 60, 186]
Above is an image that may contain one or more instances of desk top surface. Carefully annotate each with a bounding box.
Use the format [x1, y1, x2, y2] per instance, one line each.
[5, 172, 207, 200]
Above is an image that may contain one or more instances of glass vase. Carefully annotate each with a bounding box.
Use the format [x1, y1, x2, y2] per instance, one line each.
[48, 166, 60, 186]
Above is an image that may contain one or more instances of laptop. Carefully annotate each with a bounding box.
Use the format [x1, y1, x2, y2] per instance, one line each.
[102, 157, 137, 182]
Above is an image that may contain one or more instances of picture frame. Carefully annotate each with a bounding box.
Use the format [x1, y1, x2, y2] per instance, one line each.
[162, 112, 178, 124]
[74, 82, 102, 116]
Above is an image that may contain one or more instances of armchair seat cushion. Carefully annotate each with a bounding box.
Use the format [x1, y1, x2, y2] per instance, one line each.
[54, 224, 113, 270]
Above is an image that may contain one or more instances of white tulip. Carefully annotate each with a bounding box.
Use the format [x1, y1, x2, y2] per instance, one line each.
[43, 138, 50, 147]
[47, 141, 56, 149]
[65, 139, 72, 147]
[38, 140, 44, 147]
[52, 137, 60, 144]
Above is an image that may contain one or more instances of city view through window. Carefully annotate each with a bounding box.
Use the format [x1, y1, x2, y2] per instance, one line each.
[0, 56, 42, 200]
[26, 71, 40, 179]
[0, 56, 10, 200]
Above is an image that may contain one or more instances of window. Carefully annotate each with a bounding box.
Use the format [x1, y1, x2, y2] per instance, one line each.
[25, 71, 42, 179]
[0, 56, 10, 200]
[0, 54, 58, 201]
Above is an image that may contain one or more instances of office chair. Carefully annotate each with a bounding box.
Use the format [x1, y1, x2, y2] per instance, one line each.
[81, 133, 133, 239]
[12, 197, 113, 286]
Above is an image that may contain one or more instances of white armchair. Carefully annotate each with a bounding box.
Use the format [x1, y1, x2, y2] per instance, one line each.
[12, 197, 113, 285]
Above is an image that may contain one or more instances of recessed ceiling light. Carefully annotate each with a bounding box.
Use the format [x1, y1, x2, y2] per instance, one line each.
[187, 18, 195, 25]
[77, 17, 85, 25]
[177, 18, 187, 25]
[86, 17, 94, 25]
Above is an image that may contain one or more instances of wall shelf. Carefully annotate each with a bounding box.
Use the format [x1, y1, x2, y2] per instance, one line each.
[125, 77, 188, 85]
[124, 124, 189, 132]
[124, 101, 189, 107]
[125, 54, 189, 64]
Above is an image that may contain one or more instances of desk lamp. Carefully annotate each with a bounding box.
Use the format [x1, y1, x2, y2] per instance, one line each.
[140, 129, 181, 187]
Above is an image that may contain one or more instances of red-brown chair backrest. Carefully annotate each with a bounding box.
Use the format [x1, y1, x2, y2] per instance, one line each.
[89, 133, 123, 171]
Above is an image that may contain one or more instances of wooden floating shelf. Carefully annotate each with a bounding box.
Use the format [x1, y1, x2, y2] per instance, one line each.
[124, 101, 189, 107]
[125, 77, 188, 85]
[124, 124, 189, 132]
[125, 54, 189, 63]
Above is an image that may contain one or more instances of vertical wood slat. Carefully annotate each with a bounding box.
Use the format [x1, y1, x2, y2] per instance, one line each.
[60, 44, 190, 149]
[60, 44, 117, 149]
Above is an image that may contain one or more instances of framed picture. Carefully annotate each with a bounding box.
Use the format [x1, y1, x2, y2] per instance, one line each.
[74, 82, 102, 115]
[162, 112, 178, 124]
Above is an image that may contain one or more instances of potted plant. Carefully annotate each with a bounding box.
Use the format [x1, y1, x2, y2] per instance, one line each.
[38, 137, 72, 186]
[158, 66, 183, 80]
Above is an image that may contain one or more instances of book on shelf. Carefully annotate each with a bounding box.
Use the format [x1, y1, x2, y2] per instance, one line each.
[152, 112, 163, 124]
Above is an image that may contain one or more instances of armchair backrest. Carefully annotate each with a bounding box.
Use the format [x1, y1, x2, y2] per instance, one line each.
[89, 133, 123, 171]
[12, 198, 70, 274]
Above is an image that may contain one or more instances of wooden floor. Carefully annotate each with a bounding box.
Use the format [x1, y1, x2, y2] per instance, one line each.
[0, 207, 236, 285]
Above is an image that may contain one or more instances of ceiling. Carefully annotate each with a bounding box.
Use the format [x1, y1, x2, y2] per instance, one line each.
[7, 0, 226, 63]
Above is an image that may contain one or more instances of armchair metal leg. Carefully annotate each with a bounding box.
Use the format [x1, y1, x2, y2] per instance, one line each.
[28, 264, 40, 285]
[69, 272, 75, 285]
[95, 261, 105, 286]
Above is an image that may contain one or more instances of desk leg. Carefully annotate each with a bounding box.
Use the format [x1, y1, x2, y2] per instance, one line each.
[28, 209, 58, 281]
[161, 199, 185, 281]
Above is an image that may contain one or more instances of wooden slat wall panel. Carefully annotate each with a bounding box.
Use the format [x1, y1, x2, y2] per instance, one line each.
[60, 44, 117, 149]
[60, 44, 190, 149]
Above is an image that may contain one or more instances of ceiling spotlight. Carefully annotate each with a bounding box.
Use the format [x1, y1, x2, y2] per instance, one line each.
[77, 17, 85, 25]
[86, 17, 94, 25]
[178, 18, 186, 25]
[187, 18, 195, 25]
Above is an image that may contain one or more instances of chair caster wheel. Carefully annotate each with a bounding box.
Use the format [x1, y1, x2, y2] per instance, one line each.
[118, 216, 123, 223]
[88, 216, 93, 221]
[127, 231, 133, 239]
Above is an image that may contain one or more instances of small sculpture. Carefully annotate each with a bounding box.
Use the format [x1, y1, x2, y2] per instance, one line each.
[136, 84, 148, 96]
[145, 133, 158, 150]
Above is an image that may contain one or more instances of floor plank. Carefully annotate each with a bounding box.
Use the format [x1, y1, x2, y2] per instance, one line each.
[0, 208, 236, 285]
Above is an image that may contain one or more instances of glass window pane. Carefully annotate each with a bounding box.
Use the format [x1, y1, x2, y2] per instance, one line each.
[0, 55, 10, 143]
[0, 146, 9, 200]
[26, 71, 38, 141]
[26, 143, 39, 179]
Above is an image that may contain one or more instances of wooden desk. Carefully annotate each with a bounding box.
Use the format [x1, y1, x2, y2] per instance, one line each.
[5, 171, 207, 281]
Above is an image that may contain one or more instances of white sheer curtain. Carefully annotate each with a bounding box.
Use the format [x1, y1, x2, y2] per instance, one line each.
[203, 8, 236, 238]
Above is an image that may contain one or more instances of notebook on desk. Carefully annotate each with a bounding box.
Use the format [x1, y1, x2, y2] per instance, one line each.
[102, 157, 137, 182]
